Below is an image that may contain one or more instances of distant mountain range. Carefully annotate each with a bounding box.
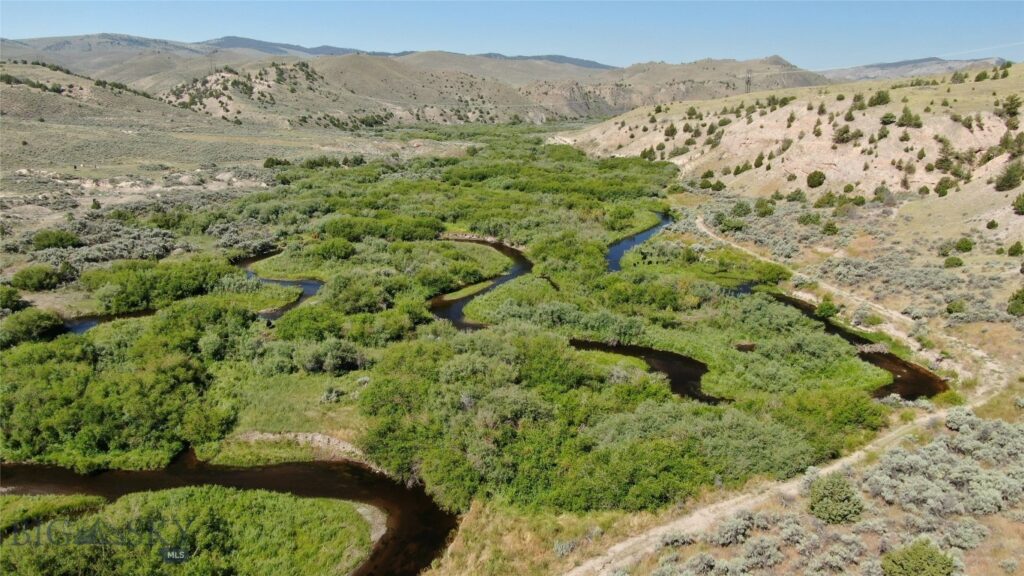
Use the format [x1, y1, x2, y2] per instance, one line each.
[820, 56, 1005, 81]
[0, 33, 614, 82]
[201, 36, 617, 69]
[0, 33, 1009, 127]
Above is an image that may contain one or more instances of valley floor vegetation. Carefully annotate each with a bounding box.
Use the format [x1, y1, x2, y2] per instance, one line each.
[1, 125, 937, 570]
[0, 487, 373, 576]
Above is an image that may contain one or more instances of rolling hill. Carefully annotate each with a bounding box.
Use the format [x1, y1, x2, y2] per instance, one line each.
[821, 56, 1006, 81]
[559, 62, 1023, 358]
[2, 34, 831, 122]
[522, 55, 828, 117]
[0, 33, 613, 93]
[6, 33, 1012, 127]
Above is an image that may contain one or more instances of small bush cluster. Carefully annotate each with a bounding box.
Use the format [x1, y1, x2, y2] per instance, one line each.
[32, 229, 81, 250]
[208, 219, 278, 257]
[80, 256, 238, 314]
[29, 218, 180, 269]
[10, 264, 63, 291]
[0, 286, 28, 313]
[808, 473, 865, 524]
[863, 408, 1024, 517]
[881, 538, 955, 576]
[0, 308, 63, 348]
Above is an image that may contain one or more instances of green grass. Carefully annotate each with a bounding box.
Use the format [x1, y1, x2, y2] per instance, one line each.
[249, 240, 511, 288]
[197, 437, 317, 466]
[0, 494, 106, 533]
[575, 349, 650, 372]
[1, 487, 372, 575]
[435, 279, 496, 301]
[209, 363, 368, 436]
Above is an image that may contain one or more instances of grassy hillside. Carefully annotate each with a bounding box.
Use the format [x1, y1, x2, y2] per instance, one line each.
[396, 51, 605, 85]
[4, 36, 835, 125]
[0, 61, 463, 238]
[522, 56, 827, 117]
[159, 55, 559, 126]
[562, 61, 1024, 384]
[564, 63, 1018, 186]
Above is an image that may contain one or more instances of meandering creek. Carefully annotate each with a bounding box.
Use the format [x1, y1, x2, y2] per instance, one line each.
[770, 293, 949, 400]
[19, 214, 945, 575]
[64, 252, 323, 333]
[1, 451, 457, 576]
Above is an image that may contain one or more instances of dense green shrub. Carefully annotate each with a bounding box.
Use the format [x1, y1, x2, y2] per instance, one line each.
[0, 487, 371, 575]
[996, 160, 1023, 191]
[814, 296, 839, 318]
[1015, 192, 1024, 215]
[32, 229, 82, 250]
[807, 171, 826, 188]
[322, 215, 443, 242]
[1009, 286, 1024, 316]
[731, 201, 752, 217]
[80, 256, 237, 314]
[943, 256, 964, 268]
[807, 473, 863, 523]
[0, 308, 63, 348]
[291, 337, 363, 375]
[275, 305, 347, 340]
[1009, 241, 1023, 256]
[10, 264, 62, 291]
[1, 300, 255, 471]
[954, 237, 974, 252]
[325, 267, 417, 314]
[881, 538, 955, 576]
[300, 155, 341, 169]
[308, 238, 356, 260]
[868, 90, 891, 107]
[0, 286, 27, 311]
[797, 212, 821, 225]
[896, 106, 923, 128]
[263, 156, 292, 168]
[754, 198, 775, 217]
[832, 125, 863, 144]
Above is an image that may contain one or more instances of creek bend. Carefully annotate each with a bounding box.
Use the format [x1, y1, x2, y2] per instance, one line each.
[63, 251, 323, 334]
[1, 451, 456, 576]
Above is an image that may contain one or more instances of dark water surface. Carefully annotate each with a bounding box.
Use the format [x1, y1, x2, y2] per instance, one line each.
[605, 212, 673, 272]
[64, 309, 156, 334]
[427, 240, 532, 331]
[569, 339, 719, 403]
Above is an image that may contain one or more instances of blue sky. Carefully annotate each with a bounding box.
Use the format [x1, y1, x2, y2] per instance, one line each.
[2, 1, 1022, 69]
